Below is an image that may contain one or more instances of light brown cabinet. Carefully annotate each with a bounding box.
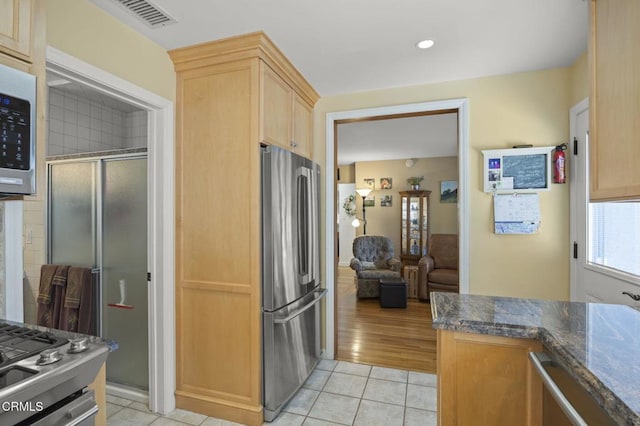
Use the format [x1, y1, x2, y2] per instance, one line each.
[0, 0, 44, 200]
[169, 32, 318, 425]
[88, 363, 107, 426]
[589, 0, 640, 201]
[0, 0, 33, 63]
[260, 62, 313, 158]
[438, 330, 542, 425]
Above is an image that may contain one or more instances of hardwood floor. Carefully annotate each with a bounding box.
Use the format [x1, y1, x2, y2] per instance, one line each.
[335, 266, 437, 373]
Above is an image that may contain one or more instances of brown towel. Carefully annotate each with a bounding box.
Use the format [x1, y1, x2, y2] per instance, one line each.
[60, 267, 96, 335]
[64, 267, 89, 309]
[36, 265, 69, 329]
[36, 264, 64, 304]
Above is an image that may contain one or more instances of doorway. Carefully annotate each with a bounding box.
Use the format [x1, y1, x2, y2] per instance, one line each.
[45, 47, 175, 414]
[569, 99, 640, 306]
[324, 98, 470, 361]
[48, 154, 149, 390]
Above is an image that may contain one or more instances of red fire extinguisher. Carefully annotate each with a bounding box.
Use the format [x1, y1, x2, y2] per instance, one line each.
[553, 144, 568, 184]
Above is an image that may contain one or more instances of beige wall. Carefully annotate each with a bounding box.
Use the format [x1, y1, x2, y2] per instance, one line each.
[315, 67, 576, 301]
[45, 0, 175, 101]
[338, 164, 355, 183]
[352, 157, 458, 253]
[570, 50, 588, 106]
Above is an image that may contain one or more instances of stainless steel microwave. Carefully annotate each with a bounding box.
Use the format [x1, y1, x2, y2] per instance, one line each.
[0, 63, 36, 195]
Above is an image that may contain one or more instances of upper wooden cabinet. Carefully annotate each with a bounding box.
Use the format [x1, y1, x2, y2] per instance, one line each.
[589, 0, 640, 201]
[260, 62, 314, 158]
[0, 0, 33, 63]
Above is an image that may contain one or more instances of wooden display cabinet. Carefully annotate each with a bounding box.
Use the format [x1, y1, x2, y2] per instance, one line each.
[399, 190, 430, 269]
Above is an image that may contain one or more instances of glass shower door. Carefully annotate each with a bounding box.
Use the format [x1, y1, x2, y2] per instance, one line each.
[49, 162, 96, 268]
[102, 157, 148, 389]
[48, 155, 148, 390]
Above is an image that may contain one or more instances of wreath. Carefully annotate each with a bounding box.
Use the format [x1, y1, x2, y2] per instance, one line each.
[342, 194, 356, 217]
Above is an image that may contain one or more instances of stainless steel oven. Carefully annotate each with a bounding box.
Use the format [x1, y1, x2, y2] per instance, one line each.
[0, 322, 109, 425]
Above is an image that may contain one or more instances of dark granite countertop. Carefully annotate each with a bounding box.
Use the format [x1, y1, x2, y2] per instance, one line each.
[430, 292, 640, 426]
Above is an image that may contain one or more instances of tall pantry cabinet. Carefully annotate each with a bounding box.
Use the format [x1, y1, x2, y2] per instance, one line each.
[169, 32, 319, 425]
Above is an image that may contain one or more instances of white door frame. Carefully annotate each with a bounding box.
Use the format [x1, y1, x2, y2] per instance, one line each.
[45, 46, 175, 414]
[324, 98, 470, 358]
[4, 200, 24, 322]
[569, 97, 589, 302]
[337, 183, 356, 267]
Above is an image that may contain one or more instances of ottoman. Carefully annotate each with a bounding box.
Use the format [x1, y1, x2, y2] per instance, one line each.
[379, 278, 407, 308]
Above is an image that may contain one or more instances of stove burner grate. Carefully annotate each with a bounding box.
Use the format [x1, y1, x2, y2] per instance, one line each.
[0, 323, 68, 366]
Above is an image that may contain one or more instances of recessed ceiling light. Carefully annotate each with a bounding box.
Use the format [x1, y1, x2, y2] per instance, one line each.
[416, 39, 435, 49]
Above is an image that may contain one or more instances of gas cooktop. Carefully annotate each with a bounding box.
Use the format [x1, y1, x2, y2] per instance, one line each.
[0, 323, 68, 367]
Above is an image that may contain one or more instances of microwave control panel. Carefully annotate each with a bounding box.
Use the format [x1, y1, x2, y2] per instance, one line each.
[0, 93, 31, 171]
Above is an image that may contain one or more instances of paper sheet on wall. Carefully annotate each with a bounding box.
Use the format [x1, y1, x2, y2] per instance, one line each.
[493, 193, 540, 234]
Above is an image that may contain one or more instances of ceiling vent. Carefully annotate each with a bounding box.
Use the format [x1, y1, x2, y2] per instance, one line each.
[111, 0, 177, 28]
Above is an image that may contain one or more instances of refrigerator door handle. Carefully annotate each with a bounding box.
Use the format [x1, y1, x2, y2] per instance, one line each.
[274, 289, 327, 324]
[297, 167, 312, 285]
[309, 165, 320, 286]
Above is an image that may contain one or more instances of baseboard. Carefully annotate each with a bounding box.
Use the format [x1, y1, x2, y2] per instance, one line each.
[175, 391, 263, 426]
[106, 382, 148, 404]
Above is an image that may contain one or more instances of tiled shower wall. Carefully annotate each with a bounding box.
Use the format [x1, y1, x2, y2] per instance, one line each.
[47, 87, 147, 156]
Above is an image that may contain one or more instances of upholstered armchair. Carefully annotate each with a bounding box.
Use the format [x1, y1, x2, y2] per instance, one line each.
[418, 234, 459, 301]
[350, 235, 402, 298]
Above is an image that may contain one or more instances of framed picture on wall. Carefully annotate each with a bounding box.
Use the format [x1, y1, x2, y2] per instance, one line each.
[380, 177, 392, 189]
[364, 178, 375, 190]
[440, 180, 458, 203]
[364, 195, 375, 207]
[380, 195, 392, 207]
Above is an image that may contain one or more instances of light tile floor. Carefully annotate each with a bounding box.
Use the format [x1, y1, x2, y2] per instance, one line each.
[106, 361, 437, 426]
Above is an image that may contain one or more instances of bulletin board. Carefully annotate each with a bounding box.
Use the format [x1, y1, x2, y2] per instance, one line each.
[482, 146, 554, 193]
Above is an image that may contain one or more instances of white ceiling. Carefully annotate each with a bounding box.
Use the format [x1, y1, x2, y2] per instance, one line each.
[89, 0, 589, 97]
[337, 113, 458, 165]
[86, 0, 588, 163]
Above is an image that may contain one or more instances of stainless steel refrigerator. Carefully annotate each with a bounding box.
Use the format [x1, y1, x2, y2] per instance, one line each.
[261, 145, 325, 421]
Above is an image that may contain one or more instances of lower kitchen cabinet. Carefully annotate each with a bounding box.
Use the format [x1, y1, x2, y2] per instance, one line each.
[88, 363, 106, 426]
[437, 330, 543, 425]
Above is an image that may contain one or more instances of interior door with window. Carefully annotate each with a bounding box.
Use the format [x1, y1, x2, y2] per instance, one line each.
[570, 100, 640, 309]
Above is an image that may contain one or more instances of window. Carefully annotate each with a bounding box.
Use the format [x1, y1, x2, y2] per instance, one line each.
[588, 202, 640, 276]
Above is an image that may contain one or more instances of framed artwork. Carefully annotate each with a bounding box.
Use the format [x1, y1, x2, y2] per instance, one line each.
[380, 195, 392, 207]
[380, 177, 392, 189]
[364, 195, 375, 207]
[440, 180, 458, 203]
[364, 178, 375, 190]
